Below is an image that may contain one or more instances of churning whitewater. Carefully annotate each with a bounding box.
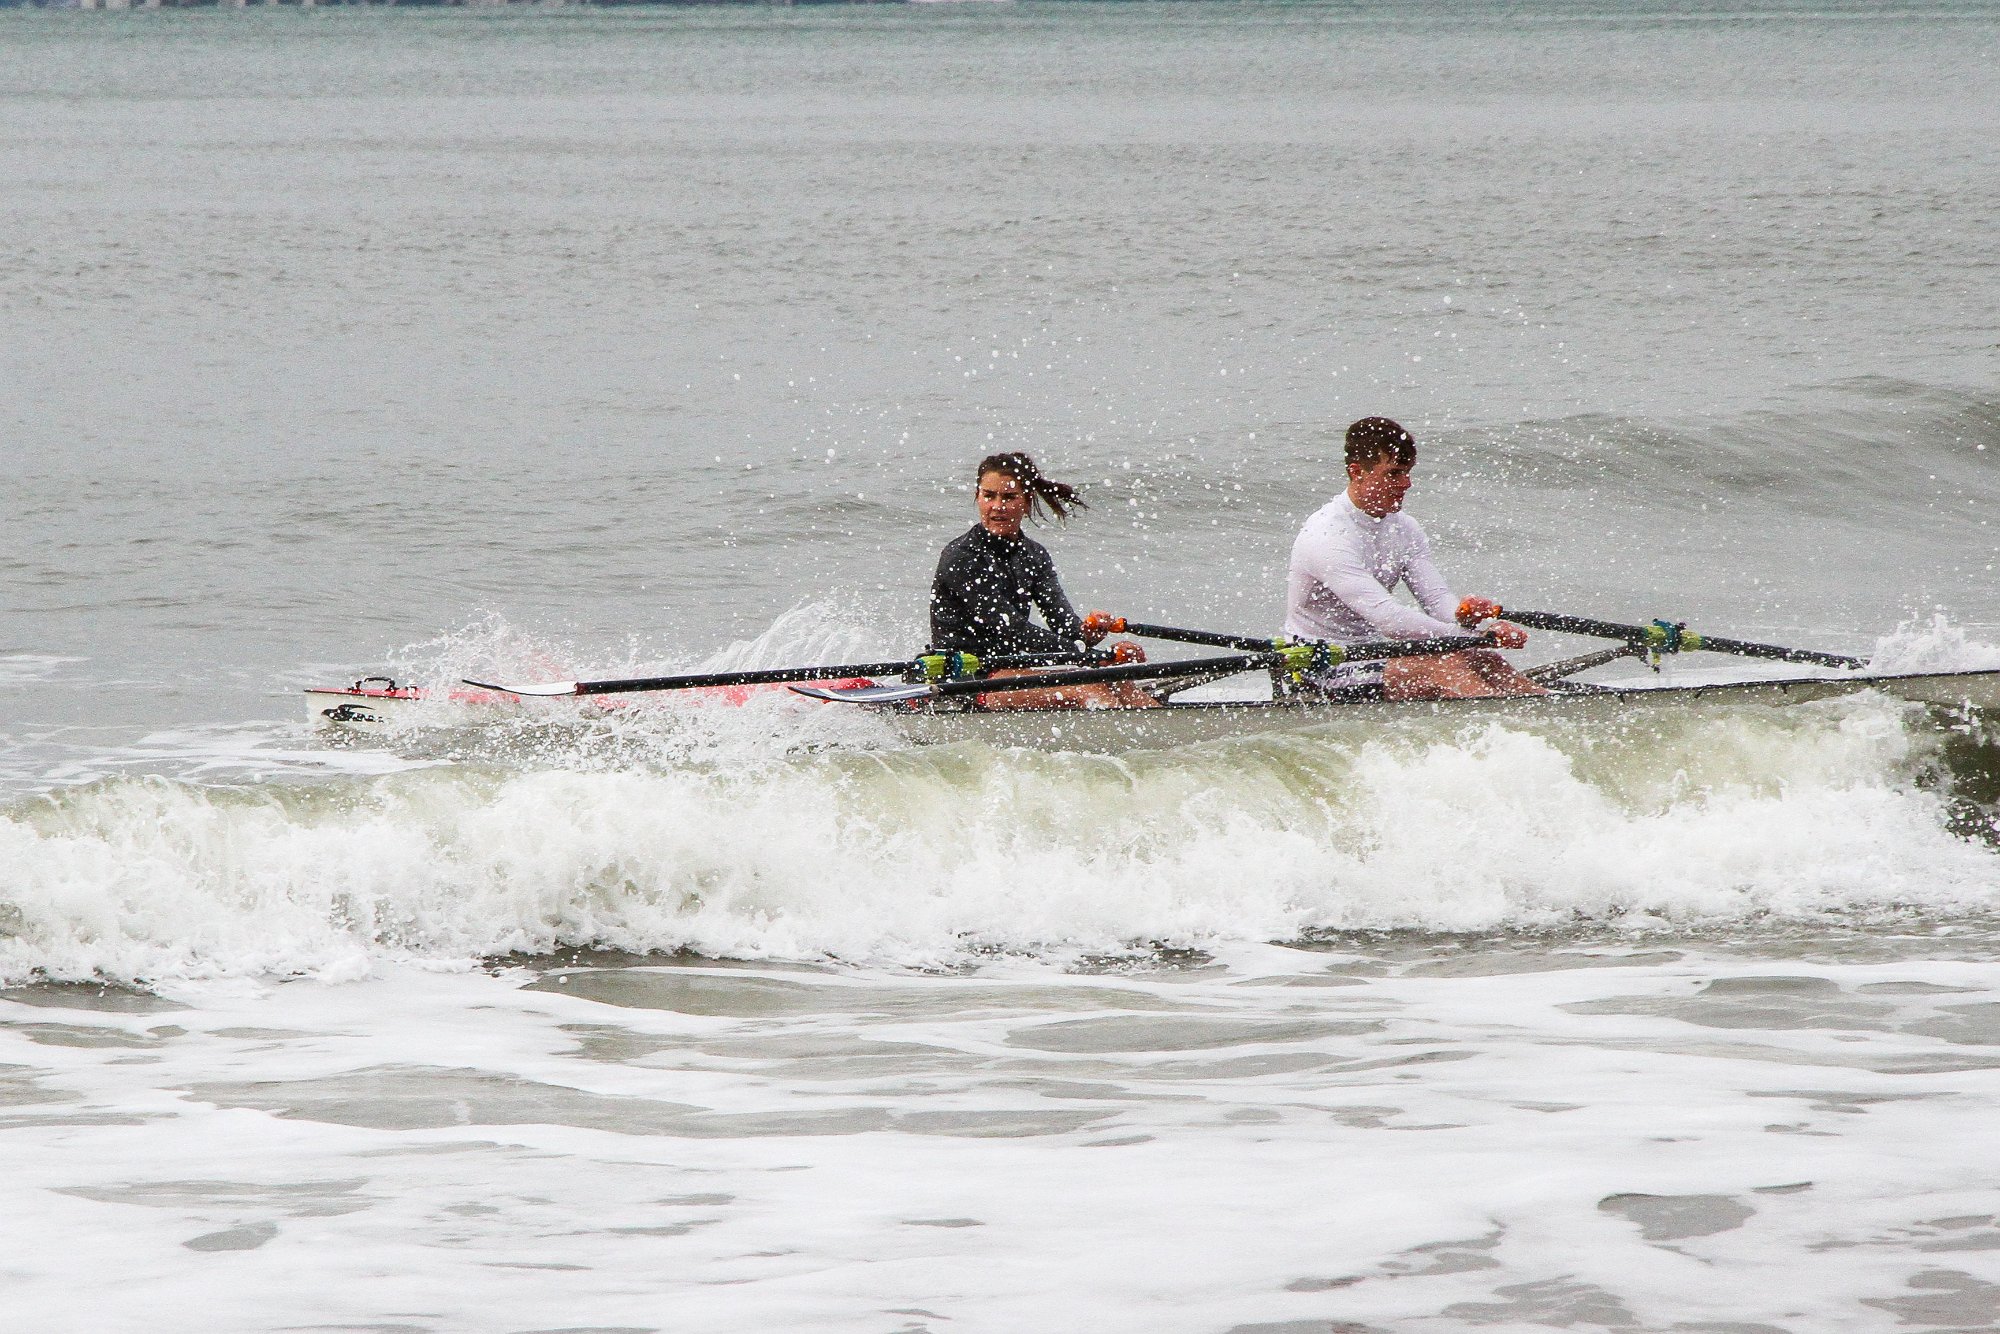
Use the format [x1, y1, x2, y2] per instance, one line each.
[8, 613, 2000, 984]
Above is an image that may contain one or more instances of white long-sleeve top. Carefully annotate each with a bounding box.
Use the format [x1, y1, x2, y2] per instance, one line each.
[1284, 493, 1462, 643]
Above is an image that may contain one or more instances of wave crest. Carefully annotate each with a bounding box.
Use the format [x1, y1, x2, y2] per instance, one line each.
[4, 695, 1994, 986]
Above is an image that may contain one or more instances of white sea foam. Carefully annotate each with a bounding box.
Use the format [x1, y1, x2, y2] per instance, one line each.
[4, 693, 1995, 986]
[1868, 614, 2000, 673]
[0, 654, 87, 687]
[9, 946, 2000, 1333]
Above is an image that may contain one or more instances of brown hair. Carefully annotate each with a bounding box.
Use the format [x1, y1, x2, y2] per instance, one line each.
[1345, 417, 1417, 469]
[976, 452, 1086, 523]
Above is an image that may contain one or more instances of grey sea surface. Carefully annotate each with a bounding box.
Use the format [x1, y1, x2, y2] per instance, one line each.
[5, 0, 1999, 731]
[5, 3, 2000, 1329]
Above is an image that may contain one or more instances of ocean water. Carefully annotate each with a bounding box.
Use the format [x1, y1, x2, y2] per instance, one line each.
[6, 2, 2000, 1329]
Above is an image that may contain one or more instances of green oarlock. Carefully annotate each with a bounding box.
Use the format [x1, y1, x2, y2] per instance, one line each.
[912, 652, 978, 682]
[1640, 620, 1703, 663]
[914, 651, 979, 681]
[1272, 640, 1340, 680]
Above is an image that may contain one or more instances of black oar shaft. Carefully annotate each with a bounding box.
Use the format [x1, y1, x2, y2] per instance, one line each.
[566, 650, 1104, 697]
[1349, 634, 1494, 661]
[1691, 635, 1862, 669]
[1110, 620, 1279, 652]
[932, 653, 1271, 697]
[1504, 610, 1862, 669]
[1503, 610, 1657, 642]
[940, 635, 1492, 698]
[1102, 618, 1490, 657]
[1524, 644, 1638, 684]
[572, 661, 913, 696]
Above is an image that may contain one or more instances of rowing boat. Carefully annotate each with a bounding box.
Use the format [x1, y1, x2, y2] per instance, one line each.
[867, 669, 2000, 752]
[305, 667, 2000, 753]
[305, 607, 1998, 752]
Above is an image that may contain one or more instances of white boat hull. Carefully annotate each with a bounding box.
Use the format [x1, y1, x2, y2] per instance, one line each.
[871, 669, 2000, 753]
[306, 669, 2000, 752]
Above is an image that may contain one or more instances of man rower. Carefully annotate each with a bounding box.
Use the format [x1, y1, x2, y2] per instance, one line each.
[1285, 416, 1545, 700]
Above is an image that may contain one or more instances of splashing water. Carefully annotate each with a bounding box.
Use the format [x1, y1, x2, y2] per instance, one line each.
[6, 688, 1997, 987]
[1868, 614, 2000, 674]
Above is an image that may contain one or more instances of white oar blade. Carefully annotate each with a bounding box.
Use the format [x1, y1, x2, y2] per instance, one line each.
[461, 677, 578, 698]
[791, 681, 932, 704]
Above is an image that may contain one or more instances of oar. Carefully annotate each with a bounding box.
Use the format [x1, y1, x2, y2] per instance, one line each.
[1084, 612, 1508, 664]
[464, 649, 1106, 699]
[1523, 644, 1640, 685]
[925, 633, 1494, 699]
[1500, 610, 1863, 670]
[1083, 613, 1276, 652]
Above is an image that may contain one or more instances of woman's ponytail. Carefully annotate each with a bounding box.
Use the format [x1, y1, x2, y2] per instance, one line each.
[976, 452, 1086, 523]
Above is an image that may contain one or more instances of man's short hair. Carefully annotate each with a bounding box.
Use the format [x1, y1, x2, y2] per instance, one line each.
[1345, 416, 1416, 469]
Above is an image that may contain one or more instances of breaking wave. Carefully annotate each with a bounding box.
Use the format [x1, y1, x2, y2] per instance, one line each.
[5, 686, 1999, 987]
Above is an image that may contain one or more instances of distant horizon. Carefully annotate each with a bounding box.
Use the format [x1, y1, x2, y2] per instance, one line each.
[14, 0, 2000, 12]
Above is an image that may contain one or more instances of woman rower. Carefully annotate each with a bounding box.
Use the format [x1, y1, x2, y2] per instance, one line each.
[929, 452, 1155, 709]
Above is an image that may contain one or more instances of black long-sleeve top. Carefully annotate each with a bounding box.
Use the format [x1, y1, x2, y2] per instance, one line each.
[929, 524, 1085, 656]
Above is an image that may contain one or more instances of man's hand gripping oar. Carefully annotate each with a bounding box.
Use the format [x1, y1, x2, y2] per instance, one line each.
[1449, 597, 1530, 650]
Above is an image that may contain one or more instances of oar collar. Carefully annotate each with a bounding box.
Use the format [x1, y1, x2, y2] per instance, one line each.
[1270, 638, 1343, 681]
[1643, 619, 1705, 663]
[911, 651, 982, 682]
